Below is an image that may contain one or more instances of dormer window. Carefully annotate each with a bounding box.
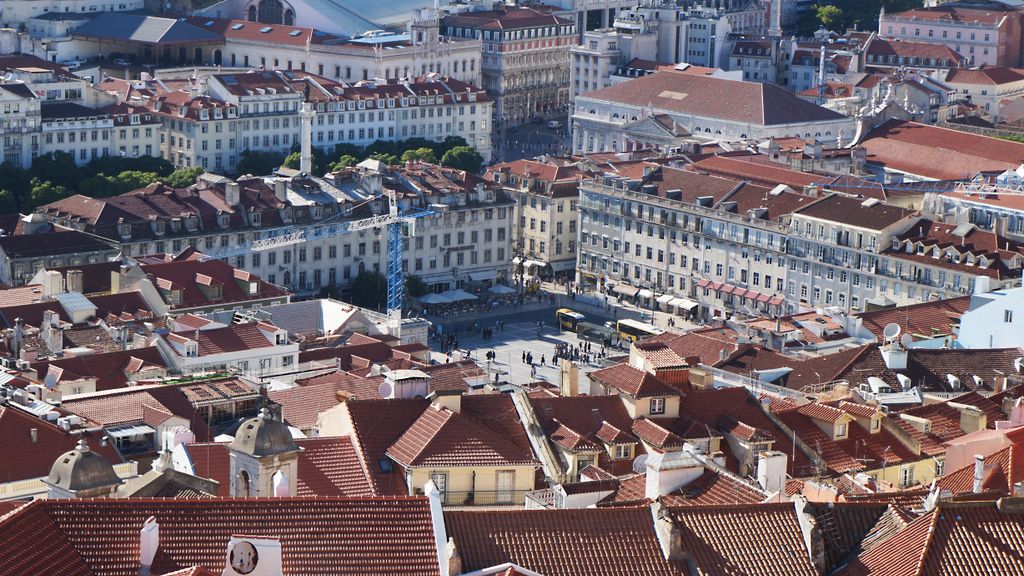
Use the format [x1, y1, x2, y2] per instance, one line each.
[186, 217, 198, 232]
[131, 114, 140, 124]
[979, 256, 988, 267]
[871, 418, 880, 432]
[251, 211, 262, 226]
[153, 220, 165, 235]
[186, 343, 198, 357]
[219, 214, 230, 228]
[932, 247, 941, 258]
[209, 285, 222, 299]
[650, 397, 666, 415]
[275, 333, 286, 345]
[835, 423, 848, 439]
[199, 109, 209, 120]
[892, 238, 900, 249]
[119, 223, 132, 239]
[170, 289, 183, 304]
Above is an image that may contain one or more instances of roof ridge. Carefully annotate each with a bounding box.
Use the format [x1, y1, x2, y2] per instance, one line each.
[911, 508, 942, 576]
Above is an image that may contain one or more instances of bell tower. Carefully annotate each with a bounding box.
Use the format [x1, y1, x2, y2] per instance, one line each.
[228, 408, 300, 498]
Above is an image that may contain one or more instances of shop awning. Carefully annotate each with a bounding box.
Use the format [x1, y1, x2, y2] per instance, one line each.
[720, 285, 736, 295]
[755, 293, 772, 303]
[106, 424, 155, 438]
[696, 279, 710, 288]
[637, 289, 654, 299]
[523, 259, 545, 269]
[656, 294, 675, 304]
[488, 284, 516, 295]
[769, 296, 785, 306]
[615, 284, 640, 297]
[732, 288, 748, 299]
[549, 260, 576, 272]
[671, 298, 699, 310]
[467, 270, 497, 282]
[707, 281, 722, 292]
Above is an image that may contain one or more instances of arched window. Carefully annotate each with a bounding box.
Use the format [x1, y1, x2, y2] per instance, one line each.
[284, 8, 293, 25]
[238, 470, 251, 497]
[247, 5, 257, 20]
[258, 0, 283, 23]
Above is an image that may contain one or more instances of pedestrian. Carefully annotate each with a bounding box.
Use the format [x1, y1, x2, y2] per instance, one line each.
[522, 351, 527, 363]
[541, 355, 545, 365]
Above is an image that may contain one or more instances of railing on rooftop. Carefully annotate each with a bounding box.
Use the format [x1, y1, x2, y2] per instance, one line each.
[438, 489, 530, 507]
[698, 364, 807, 401]
[525, 488, 559, 510]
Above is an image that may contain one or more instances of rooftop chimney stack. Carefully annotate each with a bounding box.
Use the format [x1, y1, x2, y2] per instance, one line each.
[973, 454, 985, 494]
[139, 516, 159, 576]
[66, 269, 83, 294]
[225, 182, 240, 206]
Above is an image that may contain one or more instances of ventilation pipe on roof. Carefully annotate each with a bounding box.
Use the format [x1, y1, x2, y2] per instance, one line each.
[139, 516, 159, 576]
[973, 454, 985, 494]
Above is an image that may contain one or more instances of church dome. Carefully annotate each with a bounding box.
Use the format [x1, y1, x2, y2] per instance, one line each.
[230, 408, 298, 457]
[45, 438, 122, 492]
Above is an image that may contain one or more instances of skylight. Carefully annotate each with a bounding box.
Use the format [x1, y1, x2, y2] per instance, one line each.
[289, 29, 302, 36]
[260, 26, 272, 33]
[231, 23, 244, 30]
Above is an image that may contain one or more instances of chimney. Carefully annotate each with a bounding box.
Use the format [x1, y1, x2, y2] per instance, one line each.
[139, 516, 159, 576]
[959, 406, 987, 434]
[30, 428, 37, 443]
[42, 269, 64, 298]
[274, 179, 287, 202]
[644, 451, 703, 500]
[881, 347, 908, 370]
[974, 275, 991, 295]
[66, 269, 83, 294]
[756, 451, 787, 494]
[225, 182, 240, 206]
[430, 390, 462, 414]
[973, 454, 985, 494]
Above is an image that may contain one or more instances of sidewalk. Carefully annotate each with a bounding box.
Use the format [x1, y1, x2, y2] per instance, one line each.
[539, 281, 702, 333]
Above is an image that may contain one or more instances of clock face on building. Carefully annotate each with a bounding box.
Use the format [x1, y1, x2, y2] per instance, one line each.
[229, 541, 259, 575]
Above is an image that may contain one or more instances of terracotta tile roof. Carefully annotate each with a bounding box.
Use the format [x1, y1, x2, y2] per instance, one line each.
[795, 193, 915, 230]
[0, 497, 438, 576]
[60, 384, 211, 438]
[798, 403, 848, 423]
[680, 387, 811, 475]
[890, 6, 1010, 25]
[645, 327, 739, 365]
[595, 420, 632, 444]
[860, 119, 1024, 180]
[838, 345, 1024, 394]
[270, 372, 383, 428]
[844, 487, 931, 509]
[945, 65, 1024, 85]
[589, 363, 678, 398]
[690, 154, 819, 189]
[839, 401, 882, 419]
[669, 503, 817, 576]
[168, 322, 277, 356]
[419, 360, 482, 392]
[386, 396, 537, 468]
[31, 346, 168, 392]
[0, 405, 123, 483]
[631, 417, 686, 449]
[530, 395, 637, 459]
[298, 341, 394, 366]
[866, 38, 963, 64]
[804, 502, 890, 569]
[633, 341, 689, 369]
[597, 473, 649, 506]
[937, 444, 1024, 496]
[660, 470, 766, 507]
[344, 398, 429, 496]
[182, 437, 375, 497]
[445, 507, 683, 576]
[776, 405, 919, 476]
[839, 498, 1024, 576]
[579, 70, 845, 125]
[855, 296, 970, 342]
[141, 258, 288, 310]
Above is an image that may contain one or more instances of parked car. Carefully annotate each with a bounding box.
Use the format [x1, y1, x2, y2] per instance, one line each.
[113, 58, 131, 66]
[546, 120, 562, 129]
[60, 58, 85, 70]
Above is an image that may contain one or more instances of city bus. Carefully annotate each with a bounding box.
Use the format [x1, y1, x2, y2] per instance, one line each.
[615, 318, 664, 342]
[555, 308, 586, 332]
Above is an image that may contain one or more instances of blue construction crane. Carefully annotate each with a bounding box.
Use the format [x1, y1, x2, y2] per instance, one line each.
[205, 189, 432, 334]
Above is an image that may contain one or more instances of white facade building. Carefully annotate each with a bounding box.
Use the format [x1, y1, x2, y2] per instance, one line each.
[958, 285, 1024, 349]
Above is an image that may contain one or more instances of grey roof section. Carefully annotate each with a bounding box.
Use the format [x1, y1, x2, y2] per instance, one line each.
[229, 408, 298, 457]
[242, 299, 370, 337]
[45, 439, 123, 492]
[31, 12, 97, 21]
[73, 13, 222, 44]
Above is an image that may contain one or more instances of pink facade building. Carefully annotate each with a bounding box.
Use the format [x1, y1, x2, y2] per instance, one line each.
[878, 5, 1023, 67]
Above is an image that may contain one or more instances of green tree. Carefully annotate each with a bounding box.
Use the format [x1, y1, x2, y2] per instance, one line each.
[163, 167, 205, 188]
[330, 155, 360, 171]
[348, 270, 387, 310]
[235, 150, 286, 176]
[283, 151, 302, 170]
[0, 189, 18, 214]
[0, 163, 31, 212]
[369, 152, 398, 166]
[436, 135, 469, 157]
[405, 275, 429, 298]
[29, 178, 69, 209]
[400, 147, 437, 164]
[816, 4, 843, 29]
[441, 146, 484, 174]
[364, 140, 398, 158]
[79, 171, 159, 197]
[85, 155, 173, 178]
[30, 152, 81, 191]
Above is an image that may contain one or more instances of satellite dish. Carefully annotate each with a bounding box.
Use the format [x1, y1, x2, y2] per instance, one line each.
[377, 380, 392, 399]
[882, 323, 901, 342]
[900, 333, 914, 349]
[632, 454, 649, 474]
